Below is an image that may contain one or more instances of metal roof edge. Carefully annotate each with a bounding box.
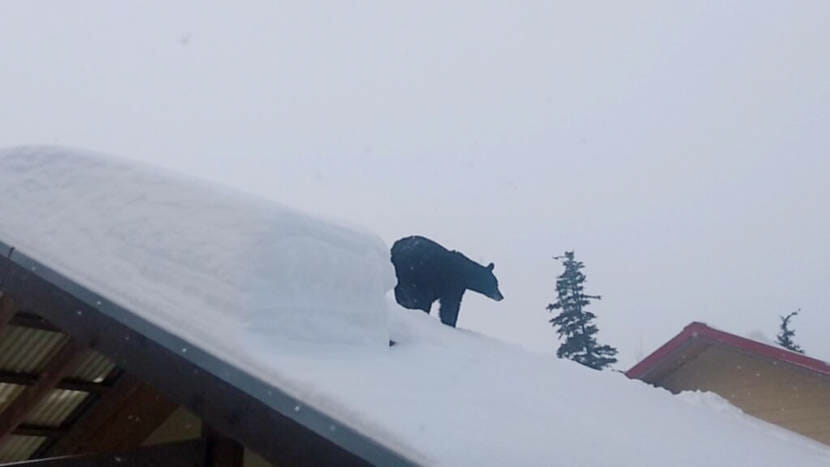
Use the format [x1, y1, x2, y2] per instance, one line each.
[624, 322, 703, 380]
[626, 321, 830, 381]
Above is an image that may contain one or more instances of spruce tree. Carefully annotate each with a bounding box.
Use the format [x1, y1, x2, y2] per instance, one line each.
[547, 251, 618, 370]
[777, 310, 804, 354]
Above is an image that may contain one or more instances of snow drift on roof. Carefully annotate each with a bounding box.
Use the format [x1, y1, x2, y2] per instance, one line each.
[1, 146, 828, 466]
[0, 146, 392, 351]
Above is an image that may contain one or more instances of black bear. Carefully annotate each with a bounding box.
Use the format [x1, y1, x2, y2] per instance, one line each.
[390, 235, 503, 327]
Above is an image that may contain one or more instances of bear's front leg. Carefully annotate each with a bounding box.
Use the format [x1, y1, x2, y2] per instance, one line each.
[438, 289, 465, 328]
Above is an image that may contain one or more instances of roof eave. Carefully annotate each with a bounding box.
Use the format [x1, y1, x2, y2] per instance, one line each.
[627, 321, 830, 382]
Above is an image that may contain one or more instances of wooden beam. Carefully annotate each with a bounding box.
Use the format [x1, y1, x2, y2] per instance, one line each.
[2, 439, 205, 467]
[0, 371, 111, 394]
[203, 426, 243, 467]
[0, 338, 87, 447]
[9, 312, 62, 333]
[13, 424, 67, 438]
[43, 374, 176, 457]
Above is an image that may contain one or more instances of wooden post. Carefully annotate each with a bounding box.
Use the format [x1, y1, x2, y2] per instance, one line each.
[203, 426, 244, 467]
[0, 292, 18, 334]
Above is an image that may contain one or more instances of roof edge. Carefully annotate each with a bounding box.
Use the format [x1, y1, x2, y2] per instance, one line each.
[627, 322, 830, 380]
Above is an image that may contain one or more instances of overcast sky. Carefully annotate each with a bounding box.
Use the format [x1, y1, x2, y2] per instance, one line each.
[1, 1, 828, 367]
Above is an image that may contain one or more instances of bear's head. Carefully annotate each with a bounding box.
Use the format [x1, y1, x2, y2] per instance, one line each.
[471, 262, 504, 302]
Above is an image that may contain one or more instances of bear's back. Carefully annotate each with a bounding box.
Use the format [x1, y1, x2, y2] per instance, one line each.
[391, 236, 446, 264]
[391, 236, 454, 283]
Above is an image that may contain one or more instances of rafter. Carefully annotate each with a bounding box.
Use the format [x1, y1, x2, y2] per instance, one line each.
[0, 371, 110, 394]
[12, 424, 67, 438]
[9, 312, 61, 333]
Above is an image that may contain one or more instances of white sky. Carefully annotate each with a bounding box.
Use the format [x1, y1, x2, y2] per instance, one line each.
[1, 1, 828, 367]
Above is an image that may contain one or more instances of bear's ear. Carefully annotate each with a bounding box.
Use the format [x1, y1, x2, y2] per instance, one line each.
[487, 262, 495, 271]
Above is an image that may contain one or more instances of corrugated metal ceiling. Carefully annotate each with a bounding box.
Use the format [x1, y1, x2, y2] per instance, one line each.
[0, 322, 119, 462]
[0, 327, 66, 373]
[72, 350, 117, 383]
[26, 389, 90, 427]
[0, 435, 46, 463]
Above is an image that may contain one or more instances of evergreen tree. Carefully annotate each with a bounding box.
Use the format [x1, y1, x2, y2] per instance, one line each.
[547, 251, 617, 370]
[776, 310, 804, 354]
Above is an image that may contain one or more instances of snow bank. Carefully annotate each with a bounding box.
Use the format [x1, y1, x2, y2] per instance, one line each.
[0, 146, 392, 351]
[246, 301, 830, 466]
[2, 146, 828, 466]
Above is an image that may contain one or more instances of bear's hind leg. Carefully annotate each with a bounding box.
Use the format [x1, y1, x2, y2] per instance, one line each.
[394, 283, 419, 309]
[395, 283, 434, 313]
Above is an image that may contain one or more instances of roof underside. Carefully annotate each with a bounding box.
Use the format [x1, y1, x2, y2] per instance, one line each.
[0, 297, 120, 462]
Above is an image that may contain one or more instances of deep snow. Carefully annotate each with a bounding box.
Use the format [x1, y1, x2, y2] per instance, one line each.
[0, 146, 392, 352]
[1, 146, 828, 466]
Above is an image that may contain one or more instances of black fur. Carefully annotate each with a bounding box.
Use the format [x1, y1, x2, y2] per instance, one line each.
[390, 236, 503, 327]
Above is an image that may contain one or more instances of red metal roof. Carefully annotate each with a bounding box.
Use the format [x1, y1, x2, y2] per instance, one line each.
[626, 321, 830, 380]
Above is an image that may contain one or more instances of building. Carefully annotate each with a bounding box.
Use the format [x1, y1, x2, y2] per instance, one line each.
[627, 322, 830, 445]
[0, 248, 407, 466]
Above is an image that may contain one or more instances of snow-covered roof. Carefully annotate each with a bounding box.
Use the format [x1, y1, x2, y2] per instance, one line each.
[1, 146, 829, 466]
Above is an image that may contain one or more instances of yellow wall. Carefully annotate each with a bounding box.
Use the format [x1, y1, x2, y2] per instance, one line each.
[656, 344, 830, 445]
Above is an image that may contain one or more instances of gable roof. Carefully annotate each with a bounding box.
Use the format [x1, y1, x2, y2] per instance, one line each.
[626, 321, 830, 382]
